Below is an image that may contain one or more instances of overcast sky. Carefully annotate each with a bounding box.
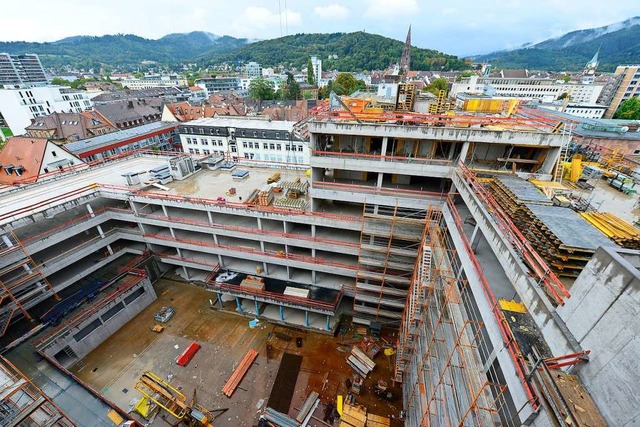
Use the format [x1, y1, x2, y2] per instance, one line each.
[2, 0, 639, 56]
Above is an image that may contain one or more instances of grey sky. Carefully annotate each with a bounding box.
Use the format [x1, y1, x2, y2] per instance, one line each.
[1, 0, 639, 56]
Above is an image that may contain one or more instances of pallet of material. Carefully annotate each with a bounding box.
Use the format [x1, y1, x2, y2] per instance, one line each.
[279, 181, 309, 194]
[367, 413, 391, 427]
[283, 286, 309, 298]
[347, 355, 370, 378]
[339, 403, 367, 427]
[258, 185, 274, 206]
[222, 348, 259, 397]
[296, 391, 320, 423]
[274, 198, 307, 210]
[579, 212, 640, 249]
[240, 276, 265, 291]
[267, 172, 281, 184]
[263, 407, 299, 427]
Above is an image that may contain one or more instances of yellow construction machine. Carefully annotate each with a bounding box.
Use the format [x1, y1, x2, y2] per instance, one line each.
[134, 371, 227, 426]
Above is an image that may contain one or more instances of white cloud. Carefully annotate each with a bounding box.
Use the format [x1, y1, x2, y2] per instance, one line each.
[363, 0, 419, 19]
[231, 6, 302, 38]
[314, 4, 350, 20]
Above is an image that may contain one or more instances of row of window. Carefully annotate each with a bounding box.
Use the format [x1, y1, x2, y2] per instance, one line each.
[242, 141, 304, 151]
[243, 153, 304, 162]
[184, 137, 224, 146]
[182, 127, 291, 140]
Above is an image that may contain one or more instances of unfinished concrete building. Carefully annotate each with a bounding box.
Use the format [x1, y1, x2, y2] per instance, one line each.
[0, 106, 636, 426]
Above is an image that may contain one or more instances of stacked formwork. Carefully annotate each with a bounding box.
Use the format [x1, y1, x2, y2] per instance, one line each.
[353, 204, 427, 321]
[0, 356, 75, 426]
[0, 231, 56, 337]
[400, 214, 513, 427]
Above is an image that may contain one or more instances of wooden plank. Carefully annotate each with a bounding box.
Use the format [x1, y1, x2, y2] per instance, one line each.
[221, 349, 258, 397]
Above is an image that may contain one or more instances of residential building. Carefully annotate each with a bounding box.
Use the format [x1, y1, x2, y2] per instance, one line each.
[90, 87, 187, 105]
[93, 99, 163, 130]
[178, 117, 307, 164]
[541, 103, 607, 119]
[0, 53, 47, 87]
[187, 86, 207, 103]
[451, 75, 603, 104]
[0, 86, 94, 135]
[64, 121, 180, 160]
[0, 136, 84, 185]
[24, 111, 116, 143]
[244, 62, 262, 79]
[310, 56, 322, 85]
[195, 77, 242, 97]
[604, 65, 640, 118]
[120, 74, 188, 90]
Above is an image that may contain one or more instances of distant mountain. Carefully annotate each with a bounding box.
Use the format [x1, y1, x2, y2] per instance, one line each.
[204, 31, 467, 72]
[474, 17, 640, 71]
[0, 32, 248, 69]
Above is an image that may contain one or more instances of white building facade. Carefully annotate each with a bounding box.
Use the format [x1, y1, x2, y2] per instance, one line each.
[178, 117, 308, 165]
[310, 56, 322, 85]
[0, 86, 94, 135]
[244, 62, 262, 79]
[120, 75, 188, 90]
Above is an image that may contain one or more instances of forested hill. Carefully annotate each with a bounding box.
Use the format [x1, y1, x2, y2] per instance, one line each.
[474, 17, 640, 72]
[0, 32, 247, 69]
[205, 32, 468, 71]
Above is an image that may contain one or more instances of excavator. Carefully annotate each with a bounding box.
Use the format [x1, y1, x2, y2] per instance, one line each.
[134, 371, 227, 426]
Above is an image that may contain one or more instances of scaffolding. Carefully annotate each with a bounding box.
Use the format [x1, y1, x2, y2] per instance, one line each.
[0, 231, 57, 337]
[0, 356, 75, 426]
[399, 212, 513, 427]
[353, 203, 427, 321]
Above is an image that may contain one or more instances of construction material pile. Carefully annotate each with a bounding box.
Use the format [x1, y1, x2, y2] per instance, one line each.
[279, 180, 309, 194]
[488, 176, 614, 277]
[274, 198, 307, 210]
[240, 276, 265, 291]
[222, 348, 258, 397]
[346, 346, 375, 378]
[258, 185, 274, 206]
[580, 212, 640, 249]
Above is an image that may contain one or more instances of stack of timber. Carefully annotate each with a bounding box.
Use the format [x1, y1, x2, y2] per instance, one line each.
[274, 198, 307, 210]
[579, 212, 640, 249]
[258, 185, 274, 206]
[347, 346, 375, 378]
[222, 348, 259, 397]
[240, 276, 265, 291]
[267, 172, 281, 184]
[520, 204, 616, 277]
[296, 391, 320, 426]
[263, 407, 298, 427]
[488, 175, 552, 226]
[367, 413, 391, 427]
[339, 403, 367, 427]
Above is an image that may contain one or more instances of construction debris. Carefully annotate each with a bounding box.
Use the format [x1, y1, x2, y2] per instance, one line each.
[154, 306, 175, 323]
[296, 391, 320, 425]
[262, 407, 299, 427]
[240, 275, 265, 291]
[221, 348, 258, 397]
[274, 198, 307, 210]
[339, 402, 367, 427]
[580, 212, 640, 249]
[347, 346, 375, 378]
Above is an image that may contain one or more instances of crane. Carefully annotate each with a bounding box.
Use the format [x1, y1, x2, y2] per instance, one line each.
[134, 371, 227, 426]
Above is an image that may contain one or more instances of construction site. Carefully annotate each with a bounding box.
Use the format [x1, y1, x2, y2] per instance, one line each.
[0, 98, 638, 427]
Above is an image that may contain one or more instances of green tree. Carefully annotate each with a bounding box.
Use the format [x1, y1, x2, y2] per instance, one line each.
[282, 72, 301, 100]
[423, 78, 449, 96]
[249, 78, 276, 100]
[557, 92, 569, 100]
[333, 73, 366, 95]
[307, 59, 315, 85]
[613, 97, 640, 120]
[50, 77, 71, 86]
[455, 70, 474, 82]
[318, 80, 333, 99]
[134, 72, 144, 78]
[562, 75, 571, 83]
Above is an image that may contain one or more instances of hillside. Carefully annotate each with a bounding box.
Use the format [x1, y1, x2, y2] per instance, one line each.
[0, 32, 247, 69]
[474, 17, 640, 71]
[204, 32, 467, 71]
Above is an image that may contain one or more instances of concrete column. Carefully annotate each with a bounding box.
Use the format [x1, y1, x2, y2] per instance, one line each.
[96, 225, 106, 238]
[458, 141, 470, 164]
[257, 217, 263, 230]
[447, 142, 457, 160]
[254, 300, 260, 315]
[169, 227, 176, 238]
[207, 211, 213, 225]
[283, 221, 288, 233]
[218, 254, 224, 267]
[236, 297, 243, 312]
[279, 306, 285, 321]
[182, 266, 190, 279]
[129, 201, 139, 215]
[218, 293, 224, 308]
[106, 245, 114, 255]
[311, 225, 316, 238]
[326, 315, 331, 331]
[312, 270, 317, 284]
[376, 172, 384, 188]
[380, 136, 388, 159]
[86, 203, 95, 218]
[262, 262, 268, 275]
[305, 310, 310, 327]
[1, 234, 13, 247]
[260, 241, 265, 252]
[212, 234, 219, 245]
[162, 205, 169, 217]
[287, 266, 292, 280]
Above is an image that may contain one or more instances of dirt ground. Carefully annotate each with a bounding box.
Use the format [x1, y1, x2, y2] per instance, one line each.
[71, 278, 403, 426]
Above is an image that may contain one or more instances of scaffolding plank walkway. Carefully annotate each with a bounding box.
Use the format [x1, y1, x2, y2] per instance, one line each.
[222, 348, 258, 397]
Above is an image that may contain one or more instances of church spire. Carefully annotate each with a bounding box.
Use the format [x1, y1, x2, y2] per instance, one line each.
[400, 25, 412, 78]
[584, 46, 600, 75]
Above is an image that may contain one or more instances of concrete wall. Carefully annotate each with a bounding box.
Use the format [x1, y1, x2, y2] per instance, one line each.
[557, 247, 640, 426]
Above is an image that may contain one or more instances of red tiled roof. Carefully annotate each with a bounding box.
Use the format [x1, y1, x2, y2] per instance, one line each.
[0, 137, 48, 185]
